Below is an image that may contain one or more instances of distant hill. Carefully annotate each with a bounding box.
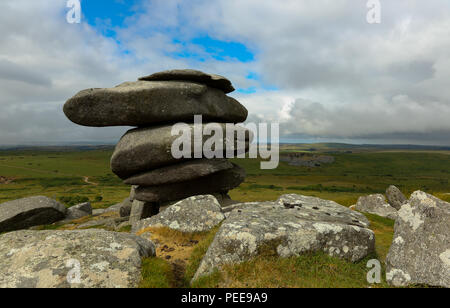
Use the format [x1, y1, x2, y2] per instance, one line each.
[280, 143, 450, 153]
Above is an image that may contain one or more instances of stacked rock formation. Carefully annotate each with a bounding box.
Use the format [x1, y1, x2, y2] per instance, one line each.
[64, 69, 251, 220]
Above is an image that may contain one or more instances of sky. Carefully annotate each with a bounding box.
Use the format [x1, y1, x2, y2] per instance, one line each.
[0, 0, 450, 146]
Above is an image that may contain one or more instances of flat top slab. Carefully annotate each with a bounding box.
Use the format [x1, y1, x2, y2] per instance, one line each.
[64, 81, 247, 127]
[139, 69, 235, 93]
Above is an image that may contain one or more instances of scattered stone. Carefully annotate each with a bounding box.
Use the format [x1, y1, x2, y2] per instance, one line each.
[132, 195, 225, 233]
[124, 159, 233, 186]
[111, 124, 251, 179]
[355, 194, 398, 220]
[92, 209, 106, 216]
[138, 69, 235, 94]
[193, 194, 374, 280]
[386, 191, 450, 288]
[134, 164, 245, 203]
[119, 198, 132, 218]
[64, 81, 246, 127]
[385, 185, 407, 210]
[65, 202, 92, 221]
[103, 202, 123, 214]
[0, 196, 67, 233]
[0, 229, 155, 288]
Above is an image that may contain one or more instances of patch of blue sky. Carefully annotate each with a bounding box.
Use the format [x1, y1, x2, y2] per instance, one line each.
[81, 0, 140, 37]
[170, 36, 255, 63]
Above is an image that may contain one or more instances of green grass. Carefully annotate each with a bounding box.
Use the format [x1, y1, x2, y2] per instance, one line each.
[140, 258, 175, 288]
[1, 148, 448, 288]
[193, 253, 390, 288]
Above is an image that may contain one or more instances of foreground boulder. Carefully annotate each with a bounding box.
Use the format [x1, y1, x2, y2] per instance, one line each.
[355, 194, 398, 220]
[0, 230, 155, 288]
[386, 191, 450, 287]
[134, 164, 246, 203]
[133, 195, 225, 233]
[139, 69, 235, 94]
[193, 194, 374, 280]
[0, 196, 67, 233]
[385, 185, 407, 210]
[64, 81, 246, 127]
[65, 202, 92, 221]
[111, 124, 251, 179]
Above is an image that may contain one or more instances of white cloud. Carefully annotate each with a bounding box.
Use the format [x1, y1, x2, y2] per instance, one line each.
[0, 0, 450, 145]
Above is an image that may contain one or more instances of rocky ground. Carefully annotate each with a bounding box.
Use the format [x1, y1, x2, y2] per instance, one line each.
[0, 186, 448, 288]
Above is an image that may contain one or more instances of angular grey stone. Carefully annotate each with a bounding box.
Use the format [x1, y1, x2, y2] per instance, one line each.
[355, 194, 398, 220]
[386, 191, 450, 288]
[64, 81, 247, 127]
[0, 229, 155, 288]
[386, 185, 407, 210]
[193, 194, 374, 280]
[132, 195, 225, 233]
[92, 209, 106, 216]
[134, 164, 245, 203]
[138, 69, 235, 93]
[111, 124, 252, 179]
[0, 196, 67, 233]
[119, 198, 132, 218]
[65, 202, 92, 221]
[129, 200, 159, 225]
[72, 202, 92, 214]
[124, 159, 233, 186]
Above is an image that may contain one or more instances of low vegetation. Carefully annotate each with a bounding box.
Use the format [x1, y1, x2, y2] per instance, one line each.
[0, 147, 448, 288]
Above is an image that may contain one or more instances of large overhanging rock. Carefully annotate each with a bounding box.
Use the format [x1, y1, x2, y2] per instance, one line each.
[386, 191, 450, 288]
[355, 194, 398, 220]
[132, 195, 226, 233]
[0, 196, 67, 233]
[111, 125, 252, 179]
[0, 230, 155, 288]
[124, 159, 234, 186]
[134, 164, 246, 203]
[139, 69, 235, 94]
[193, 194, 374, 280]
[63, 81, 247, 127]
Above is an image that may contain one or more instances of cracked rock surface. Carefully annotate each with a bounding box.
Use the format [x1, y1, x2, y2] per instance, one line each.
[0, 229, 155, 288]
[193, 194, 374, 280]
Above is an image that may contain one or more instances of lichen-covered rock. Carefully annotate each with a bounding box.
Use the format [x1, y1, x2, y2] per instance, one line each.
[134, 164, 245, 203]
[111, 124, 251, 179]
[386, 191, 450, 287]
[64, 80, 247, 127]
[132, 195, 225, 233]
[139, 69, 235, 93]
[193, 194, 374, 280]
[385, 185, 407, 210]
[0, 229, 155, 288]
[0, 196, 67, 233]
[355, 194, 398, 220]
[65, 202, 92, 221]
[124, 159, 233, 186]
